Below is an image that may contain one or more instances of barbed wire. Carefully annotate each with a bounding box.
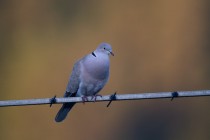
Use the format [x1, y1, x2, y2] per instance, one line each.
[0, 90, 210, 107]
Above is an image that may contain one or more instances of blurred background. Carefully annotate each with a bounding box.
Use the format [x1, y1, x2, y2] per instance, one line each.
[0, 0, 210, 140]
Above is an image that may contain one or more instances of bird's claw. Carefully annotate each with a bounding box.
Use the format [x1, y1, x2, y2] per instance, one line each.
[91, 95, 102, 102]
[81, 96, 89, 104]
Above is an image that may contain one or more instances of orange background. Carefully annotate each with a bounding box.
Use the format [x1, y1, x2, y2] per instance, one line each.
[0, 1, 210, 140]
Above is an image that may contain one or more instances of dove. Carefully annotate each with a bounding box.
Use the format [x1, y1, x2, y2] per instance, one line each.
[55, 42, 114, 122]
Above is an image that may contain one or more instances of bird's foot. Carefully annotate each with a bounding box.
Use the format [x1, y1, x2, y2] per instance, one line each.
[91, 95, 102, 102]
[81, 96, 89, 104]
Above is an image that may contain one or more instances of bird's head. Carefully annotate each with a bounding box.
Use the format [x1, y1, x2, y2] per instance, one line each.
[96, 42, 114, 56]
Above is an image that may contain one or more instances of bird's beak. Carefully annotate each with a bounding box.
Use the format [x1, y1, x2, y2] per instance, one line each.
[110, 51, 114, 56]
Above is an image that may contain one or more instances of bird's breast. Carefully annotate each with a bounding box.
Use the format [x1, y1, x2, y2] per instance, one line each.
[82, 54, 110, 80]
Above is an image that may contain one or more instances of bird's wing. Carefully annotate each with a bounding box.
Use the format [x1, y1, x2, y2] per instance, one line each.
[65, 60, 82, 96]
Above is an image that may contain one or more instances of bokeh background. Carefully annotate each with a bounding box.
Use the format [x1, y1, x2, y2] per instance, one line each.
[0, 0, 210, 140]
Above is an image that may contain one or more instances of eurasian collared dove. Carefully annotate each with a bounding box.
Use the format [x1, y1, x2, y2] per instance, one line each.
[55, 43, 114, 122]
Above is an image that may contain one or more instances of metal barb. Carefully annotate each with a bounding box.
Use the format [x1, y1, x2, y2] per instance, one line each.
[50, 95, 57, 107]
[107, 92, 117, 107]
[171, 92, 179, 101]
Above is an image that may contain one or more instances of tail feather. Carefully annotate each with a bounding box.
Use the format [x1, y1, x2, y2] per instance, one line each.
[55, 102, 76, 122]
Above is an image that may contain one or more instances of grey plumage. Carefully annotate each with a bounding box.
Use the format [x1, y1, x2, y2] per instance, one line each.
[55, 43, 114, 122]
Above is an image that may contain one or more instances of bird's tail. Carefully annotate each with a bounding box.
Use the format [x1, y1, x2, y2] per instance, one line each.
[55, 102, 76, 122]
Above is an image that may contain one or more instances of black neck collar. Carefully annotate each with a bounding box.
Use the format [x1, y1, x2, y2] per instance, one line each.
[92, 52, 96, 57]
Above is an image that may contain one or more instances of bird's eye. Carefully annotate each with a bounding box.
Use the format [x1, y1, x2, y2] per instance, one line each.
[104, 48, 105, 50]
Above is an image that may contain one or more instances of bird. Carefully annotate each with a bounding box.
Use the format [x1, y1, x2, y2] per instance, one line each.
[55, 42, 114, 122]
